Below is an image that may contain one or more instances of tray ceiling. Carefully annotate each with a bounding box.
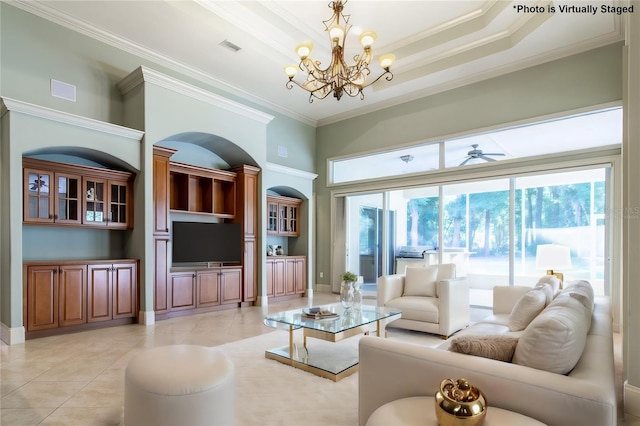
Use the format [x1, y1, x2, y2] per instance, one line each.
[11, 0, 625, 126]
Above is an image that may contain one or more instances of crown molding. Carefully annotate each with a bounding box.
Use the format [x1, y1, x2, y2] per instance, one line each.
[8, 0, 317, 127]
[0, 97, 144, 141]
[6, 0, 625, 130]
[318, 30, 624, 127]
[118, 66, 275, 125]
[266, 162, 318, 180]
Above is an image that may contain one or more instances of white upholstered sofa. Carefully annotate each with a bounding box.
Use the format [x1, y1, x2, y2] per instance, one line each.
[377, 263, 470, 338]
[360, 280, 616, 426]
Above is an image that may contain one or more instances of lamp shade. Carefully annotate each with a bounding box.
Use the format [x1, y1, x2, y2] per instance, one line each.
[378, 54, 395, 69]
[295, 42, 313, 59]
[535, 244, 572, 270]
[359, 31, 377, 48]
[284, 65, 298, 78]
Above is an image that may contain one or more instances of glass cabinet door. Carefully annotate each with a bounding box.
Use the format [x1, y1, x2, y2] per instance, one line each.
[108, 181, 128, 227]
[84, 178, 106, 224]
[279, 205, 288, 233]
[56, 174, 80, 224]
[25, 169, 53, 222]
[287, 205, 298, 234]
[268, 202, 278, 232]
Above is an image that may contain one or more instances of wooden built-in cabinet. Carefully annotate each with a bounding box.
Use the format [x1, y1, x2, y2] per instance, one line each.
[233, 166, 260, 304]
[153, 147, 176, 315]
[23, 158, 134, 229]
[169, 162, 236, 218]
[267, 195, 302, 237]
[152, 151, 259, 319]
[23, 260, 138, 338]
[167, 267, 243, 314]
[266, 256, 306, 298]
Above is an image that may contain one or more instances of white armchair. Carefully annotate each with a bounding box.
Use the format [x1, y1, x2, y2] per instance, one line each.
[377, 263, 470, 338]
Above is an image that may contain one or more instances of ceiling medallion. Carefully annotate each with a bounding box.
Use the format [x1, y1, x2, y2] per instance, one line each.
[284, 0, 395, 102]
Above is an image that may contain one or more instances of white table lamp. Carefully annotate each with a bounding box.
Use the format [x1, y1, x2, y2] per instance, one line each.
[535, 244, 572, 287]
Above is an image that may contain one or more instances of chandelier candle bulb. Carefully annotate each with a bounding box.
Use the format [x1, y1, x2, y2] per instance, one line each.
[284, 65, 297, 78]
[285, 0, 394, 102]
[329, 26, 345, 44]
[379, 54, 395, 69]
[359, 31, 377, 48]
[295, 42, 313, 59]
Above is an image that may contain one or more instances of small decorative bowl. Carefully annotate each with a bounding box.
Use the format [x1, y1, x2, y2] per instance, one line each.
[434, 378, 487, 426]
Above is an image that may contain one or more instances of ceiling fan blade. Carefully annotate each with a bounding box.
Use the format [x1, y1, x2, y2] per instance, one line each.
[479, 154, 496, 162]
[482, 152, 506, 156]
[459, 157, 472, 166]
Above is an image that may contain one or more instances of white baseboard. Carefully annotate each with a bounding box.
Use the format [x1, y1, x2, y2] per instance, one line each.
[625, 382, 640, 418]
[138, 310, 155, 325]
[1, 322, 25, 345]
[315, 283, 332, 293]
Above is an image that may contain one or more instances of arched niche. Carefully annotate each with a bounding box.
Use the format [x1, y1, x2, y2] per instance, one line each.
[155, 132, 258, 169]
[22, 146, 138, 173]
[21, 147, 139, 262]
[266, 185, 307, 257]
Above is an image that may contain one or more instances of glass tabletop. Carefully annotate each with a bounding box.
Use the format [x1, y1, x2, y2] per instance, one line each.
[263, 303, 401, 334]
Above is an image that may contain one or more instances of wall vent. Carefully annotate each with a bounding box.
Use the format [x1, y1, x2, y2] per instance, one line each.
[51, 79, 76, 102]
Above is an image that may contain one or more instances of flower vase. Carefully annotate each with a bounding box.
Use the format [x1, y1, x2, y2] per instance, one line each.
[352, 281, 363, 311]
[340, 281, 355, 311]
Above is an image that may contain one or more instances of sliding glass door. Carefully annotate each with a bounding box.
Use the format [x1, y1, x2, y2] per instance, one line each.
[341, 166, 610, 307]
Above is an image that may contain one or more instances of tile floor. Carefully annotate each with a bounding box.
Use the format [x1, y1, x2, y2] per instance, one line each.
[1, 292, 639, 425]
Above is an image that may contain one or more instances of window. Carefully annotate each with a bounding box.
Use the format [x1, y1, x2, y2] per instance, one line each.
[330, 108, 621, 185]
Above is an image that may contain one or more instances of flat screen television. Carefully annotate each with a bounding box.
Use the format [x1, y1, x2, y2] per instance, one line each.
[172, 221, 242, 264]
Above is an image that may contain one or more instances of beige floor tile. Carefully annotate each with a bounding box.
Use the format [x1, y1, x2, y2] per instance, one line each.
[4, 294, 630, 425]
[39, 407, 122, 426]
[61, 380, 124, 408]
[0, 407, 55, 425]
[1, 381, 26, 397]
[1, 360, 59, 382]
[31, 360, 111, 382]
[1, 381, 87, 408]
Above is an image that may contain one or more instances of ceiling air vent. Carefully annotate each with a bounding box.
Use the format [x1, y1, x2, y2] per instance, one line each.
[219, 40, 242, 53]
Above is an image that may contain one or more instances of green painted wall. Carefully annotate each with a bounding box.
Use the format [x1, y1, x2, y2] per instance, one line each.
[0, 2, 316, 335]
[314, 43, 623, 287]
[0, 3, 315, 173]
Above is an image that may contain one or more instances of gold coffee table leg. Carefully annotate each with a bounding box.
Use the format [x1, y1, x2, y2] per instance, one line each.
[289, 325, 294, 363]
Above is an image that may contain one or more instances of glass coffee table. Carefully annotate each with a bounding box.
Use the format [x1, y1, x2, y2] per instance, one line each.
[263, 303, 401, 381]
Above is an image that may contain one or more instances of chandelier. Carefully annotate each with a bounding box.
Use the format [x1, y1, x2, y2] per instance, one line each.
[284, 0, 395, 102]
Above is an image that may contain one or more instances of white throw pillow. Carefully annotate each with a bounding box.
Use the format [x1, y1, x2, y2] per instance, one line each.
[534, 282, 554, 306]
[562, 280, 595, 311]
[403, 266, 438, 297]
[512, 290, 591, 374]
[508, 288, 547, 331]
[537, 275, 561, 294]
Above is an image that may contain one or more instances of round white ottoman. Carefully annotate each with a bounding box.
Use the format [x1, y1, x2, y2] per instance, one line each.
[124, 345, 235, 426]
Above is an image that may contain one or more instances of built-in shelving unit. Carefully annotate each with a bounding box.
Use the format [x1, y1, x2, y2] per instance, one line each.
[169, 161, 236, 218]
[153, 149, 259, 319]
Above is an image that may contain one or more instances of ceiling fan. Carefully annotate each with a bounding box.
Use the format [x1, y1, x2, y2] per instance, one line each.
[459, 144, 505, 166]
